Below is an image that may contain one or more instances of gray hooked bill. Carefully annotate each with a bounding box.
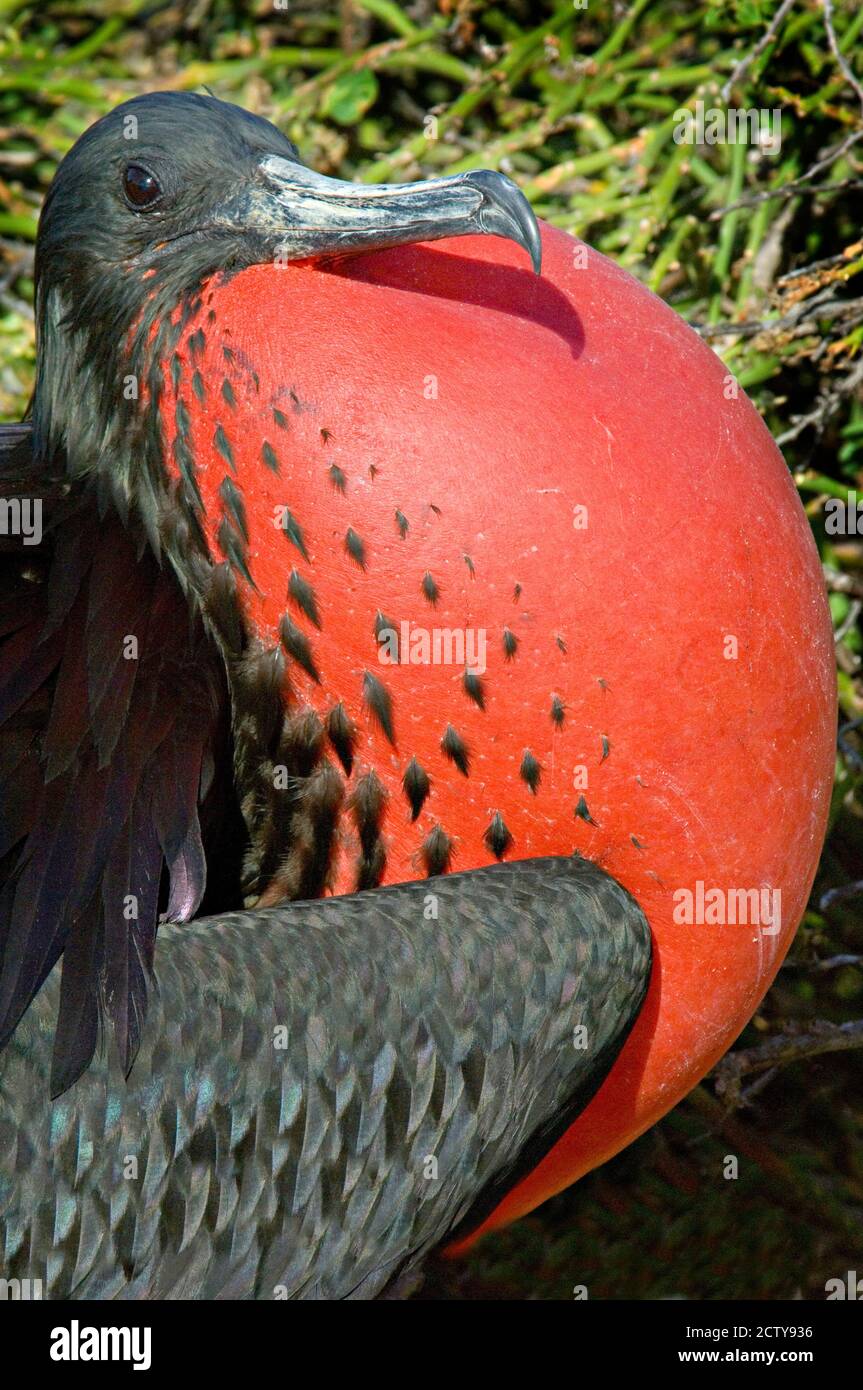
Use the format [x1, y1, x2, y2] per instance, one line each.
[246, 157, 542, 274]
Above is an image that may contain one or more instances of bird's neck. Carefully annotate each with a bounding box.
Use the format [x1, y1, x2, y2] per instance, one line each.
[30, 270, 284, 901]
[31, 275, 208, 573]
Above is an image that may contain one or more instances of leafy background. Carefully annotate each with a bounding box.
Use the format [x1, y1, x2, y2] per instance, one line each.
[1, 0, 861, 1299]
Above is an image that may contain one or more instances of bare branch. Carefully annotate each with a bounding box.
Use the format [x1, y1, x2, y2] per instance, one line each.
[710, 176, 863, 218]
[714, 1020, 863, 1107]
[821, 0, 863, 118]
[777, 356, 863, 445]
[721, 0, 798, 103]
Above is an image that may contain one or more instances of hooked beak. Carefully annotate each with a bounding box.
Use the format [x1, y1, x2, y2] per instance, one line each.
[244, 156, 542, 274]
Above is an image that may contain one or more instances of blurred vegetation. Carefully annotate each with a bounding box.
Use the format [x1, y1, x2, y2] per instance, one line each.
[1, 0, 861, 1299]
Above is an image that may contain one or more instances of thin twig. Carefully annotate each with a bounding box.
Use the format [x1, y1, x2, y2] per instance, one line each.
[820, 879, 863, 910]
[811, 954, 863, 972]
[691, 294, 863, 340]
[721, 0, 798, 103]
[821, 0, 863, 118]
[779, 241, 863, 284]
[777, 356, 863, 445]
[783, 953, 863, 972]
[714, 1020, 863, 1105]
[799, 126, 863, 187]
[710, 176, 863, 218]
[824, 567, 863, 600]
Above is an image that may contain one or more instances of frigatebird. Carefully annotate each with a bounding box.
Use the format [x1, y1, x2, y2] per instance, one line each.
[0, 93, 651, 1298]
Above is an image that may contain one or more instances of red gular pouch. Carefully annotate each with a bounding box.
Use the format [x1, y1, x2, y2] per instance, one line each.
[161, 221, 834, 1239]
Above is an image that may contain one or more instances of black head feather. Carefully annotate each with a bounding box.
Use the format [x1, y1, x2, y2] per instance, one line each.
[362, 671, 395, 744]
[348, 770, 387, 891]
[402, 756, 431, 821]
[326, 702, 357, 775]
[421, 825, 453, 877]
[520, 749, 541, 794]
[483, 812, 513, 860]
[288, 568, 321, 628]
[441, 724, 470, 776]
[463, 669, 486, 710]
[279, 613, 321, 683]
[421, 571, 440, 607]
[345, 528, 367, 570]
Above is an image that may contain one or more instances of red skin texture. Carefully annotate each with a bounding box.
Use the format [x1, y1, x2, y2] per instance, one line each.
[165, 223, 835, 1244]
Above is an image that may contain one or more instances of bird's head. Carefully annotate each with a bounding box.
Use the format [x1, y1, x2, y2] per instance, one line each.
[31, 90, 540, 513]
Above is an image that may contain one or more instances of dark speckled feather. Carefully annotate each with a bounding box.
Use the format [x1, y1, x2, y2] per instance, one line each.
[0, 856, 651, 1299]
[0, 434, 230, 1092]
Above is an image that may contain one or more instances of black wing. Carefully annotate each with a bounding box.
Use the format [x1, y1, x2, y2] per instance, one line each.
[0, 855, 651, 1299]
[0, 422, 232, 1093]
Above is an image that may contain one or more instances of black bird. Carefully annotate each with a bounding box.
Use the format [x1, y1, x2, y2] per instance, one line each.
[0, 91, 543, 1090]
[0, 93, 650, 1298]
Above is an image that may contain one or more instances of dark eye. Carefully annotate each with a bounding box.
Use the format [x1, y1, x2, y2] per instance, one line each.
[123, 164, 162, 209]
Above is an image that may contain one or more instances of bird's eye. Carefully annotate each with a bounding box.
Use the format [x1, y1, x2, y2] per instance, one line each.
[123, 164, 162, 209]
